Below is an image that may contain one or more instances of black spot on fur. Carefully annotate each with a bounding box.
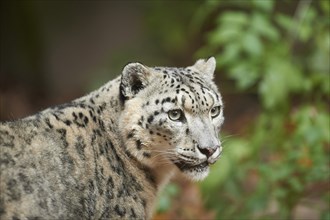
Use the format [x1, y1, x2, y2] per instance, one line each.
[136, 140, 142, 150]
[130, 208, 137, 218]
[0, 152, 15, 166]
[0, 130, 15, 148]
[75, 136, 86, 160]
[142, 199, 147, 208]
[72, 112, 87, 127]
[52, 113, 60, 121]
[72, 112, 77, 119]
[83, 180, 97, 218]
[143, 152, 151, 158]
[127, 130, 135, 139]
[147, 115, 154, 124]
[117, 186, 129, 198]
[84, 116, 89, 125]
[18, 173, 34, 194]
[100, 206, 111, 219]
[114, 205, 126, 217]
[56, 129, 68, 148]
[106, 177, 114, 200]
[7, 179, 21, 201]
[45, 118, 53, 129]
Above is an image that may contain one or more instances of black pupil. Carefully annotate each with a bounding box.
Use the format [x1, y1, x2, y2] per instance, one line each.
[169, 110, 181, 120]
[212, 107, 219, 116]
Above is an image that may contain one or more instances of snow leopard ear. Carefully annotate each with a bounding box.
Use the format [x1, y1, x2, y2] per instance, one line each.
[192, 57, 216, 80]
[120, 62, 152, 100]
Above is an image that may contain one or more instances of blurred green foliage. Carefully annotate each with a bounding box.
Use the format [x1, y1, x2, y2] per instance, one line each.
[157, 183, 180, 213]
[197, 0, 329, 219]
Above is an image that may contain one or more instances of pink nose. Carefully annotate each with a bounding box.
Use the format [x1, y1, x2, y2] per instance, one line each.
[198, 146, 218, 158]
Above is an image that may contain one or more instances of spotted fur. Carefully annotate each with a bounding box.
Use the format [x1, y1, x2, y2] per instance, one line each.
[0, 57, 224, 219]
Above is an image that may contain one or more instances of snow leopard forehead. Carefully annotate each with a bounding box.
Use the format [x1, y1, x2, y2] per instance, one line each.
[147, 66, 222, 114]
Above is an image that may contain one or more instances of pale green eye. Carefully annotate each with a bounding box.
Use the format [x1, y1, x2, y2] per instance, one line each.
[210, 106, 221, 118]
[168, 109, 183, 121]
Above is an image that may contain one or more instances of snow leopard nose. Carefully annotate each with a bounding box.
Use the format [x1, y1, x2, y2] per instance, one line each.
[198, 145, 218, 158]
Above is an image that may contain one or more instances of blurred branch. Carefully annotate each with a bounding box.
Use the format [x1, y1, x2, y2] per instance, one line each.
[289, 0, 312, 47]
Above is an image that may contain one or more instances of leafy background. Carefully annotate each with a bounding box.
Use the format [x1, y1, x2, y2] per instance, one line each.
[0, 1, 329, 219]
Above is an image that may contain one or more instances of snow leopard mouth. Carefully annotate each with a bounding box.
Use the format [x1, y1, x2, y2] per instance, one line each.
[173, 160, 209, 172]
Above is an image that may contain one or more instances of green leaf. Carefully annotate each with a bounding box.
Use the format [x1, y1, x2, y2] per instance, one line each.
[215, 43, 240, 66]
[241, 31, 263, 56]
[297, 6, 316, 42]
[250, 13, 279, 41]
[208, 25, 242, 45]
[310, 31, 330, 76]
[252, 0, 274, 12]
[218, 11, 249, 27]
[226, 138, 252, 161]
[259, 68, 286, 109]
[229, 62, 259, 89]
[259, 58, 304, 109]
[293, 106, 330, 145]
[275, 14, 295, 32]
[288, 177, 303, 192]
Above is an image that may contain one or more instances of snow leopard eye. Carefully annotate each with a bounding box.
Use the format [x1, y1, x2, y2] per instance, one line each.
[210, 106, 221, 118]
[168, 109, 184, 121]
